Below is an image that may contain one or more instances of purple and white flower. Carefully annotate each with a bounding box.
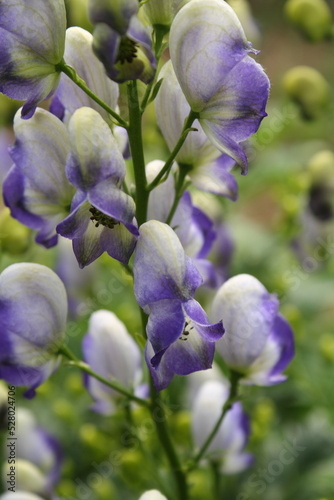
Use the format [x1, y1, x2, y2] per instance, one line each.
[155, 61, 238, 200]
[83, 310, 144, 415]
[192, 380, 252, 473]
[0, 0, 66, 119]
[0, 263, 67, 397]
[56, 106, 138, 267]
[169, 0, 270, 173]
[211, 274, 295, 385]
[3, 107, 137, 267]
[133, 220, 224, 391]
[89, 1, 155, 83]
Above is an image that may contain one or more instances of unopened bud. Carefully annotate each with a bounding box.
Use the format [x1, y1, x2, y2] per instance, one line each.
[282, 66, 330, 120]
[307, 150, 334, 185]
[285, 0, 332, 42]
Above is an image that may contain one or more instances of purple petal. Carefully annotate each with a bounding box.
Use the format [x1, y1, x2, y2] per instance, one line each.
[200, 57, 269, 173]
[88, 0, 139, 35]
[268, 314, 295, 380]
[88, 181, 136, 227]
[146, 299, 185, 354]
[183, 299, 224, 342]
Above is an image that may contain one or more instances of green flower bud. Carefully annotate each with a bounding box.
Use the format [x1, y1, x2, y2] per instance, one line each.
[307, 150, 334, 185]
[141, 0, 189, 28]
[285, 0, 333, 42]
[282, 66, 330, 120]
[0, 207, 30, 255]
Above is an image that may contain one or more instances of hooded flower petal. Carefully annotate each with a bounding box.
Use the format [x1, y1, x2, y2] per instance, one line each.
[83, 310, 143, 415]
[0, 0, 66, 118]
[133, 220, 203, 308]
[0, 263, 67, 395]
[66, 107, 126, 190]
[51, 27, 119, 124]
[3, 108, 73, 247]
[211, 274, 279, 371]
[169, 0, 270, 172]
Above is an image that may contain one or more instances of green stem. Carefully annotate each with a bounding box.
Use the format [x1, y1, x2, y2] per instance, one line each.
[187, 370, 241, 472]
[149, 381, 189, 500]
[59, 345, 150, 408]
[56, 60, 128, 128]
[127, 81, 149, 226]
[165, 166, 191, 225]
[146, 110, 199, 192]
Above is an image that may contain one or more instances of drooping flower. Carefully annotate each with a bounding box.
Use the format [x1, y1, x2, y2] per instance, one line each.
[89, 1, 155, 83]
[50, 27, 119, 125]
[0, 0, 66, 119]
[211, 274, 295, 385]
[133, 220, 224, 391]
[3, 107, 137, 267]
[57, 106, 138, 266]
[146, 160, 218, 286]
[82, 310, 144, 415]
[0, 263, 67, 397]
[169, 0, 270, 173]
[155, 61, 238, 200]
[192, 380, 252, 473]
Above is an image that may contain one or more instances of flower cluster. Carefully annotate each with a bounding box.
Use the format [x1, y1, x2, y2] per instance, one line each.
[0, 0, 296, 497]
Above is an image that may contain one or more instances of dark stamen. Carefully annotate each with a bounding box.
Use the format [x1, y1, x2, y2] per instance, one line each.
[116, 37, 138, 64]
[89, 206, 119, 229]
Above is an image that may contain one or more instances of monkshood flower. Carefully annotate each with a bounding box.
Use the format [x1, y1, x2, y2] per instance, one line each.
[15, 408, 62, 492]
[146, 160, 218, 286]
[0, 263, 67, 397]
[211, 274, 295, 385]
[82, 310, 143, 415]
[57, 106, 137, 266]
[133, 220, 224, 391]
[138, 491, 168, 500]
[0, 0, 66, 119]
[169, 0, 270, 173]
[192, 380, 252, 473]
[3, 107, 137, 266]
[89, 1, 155, 83]
[155, 61, 238, 200]
[50, 27, 119, 125]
